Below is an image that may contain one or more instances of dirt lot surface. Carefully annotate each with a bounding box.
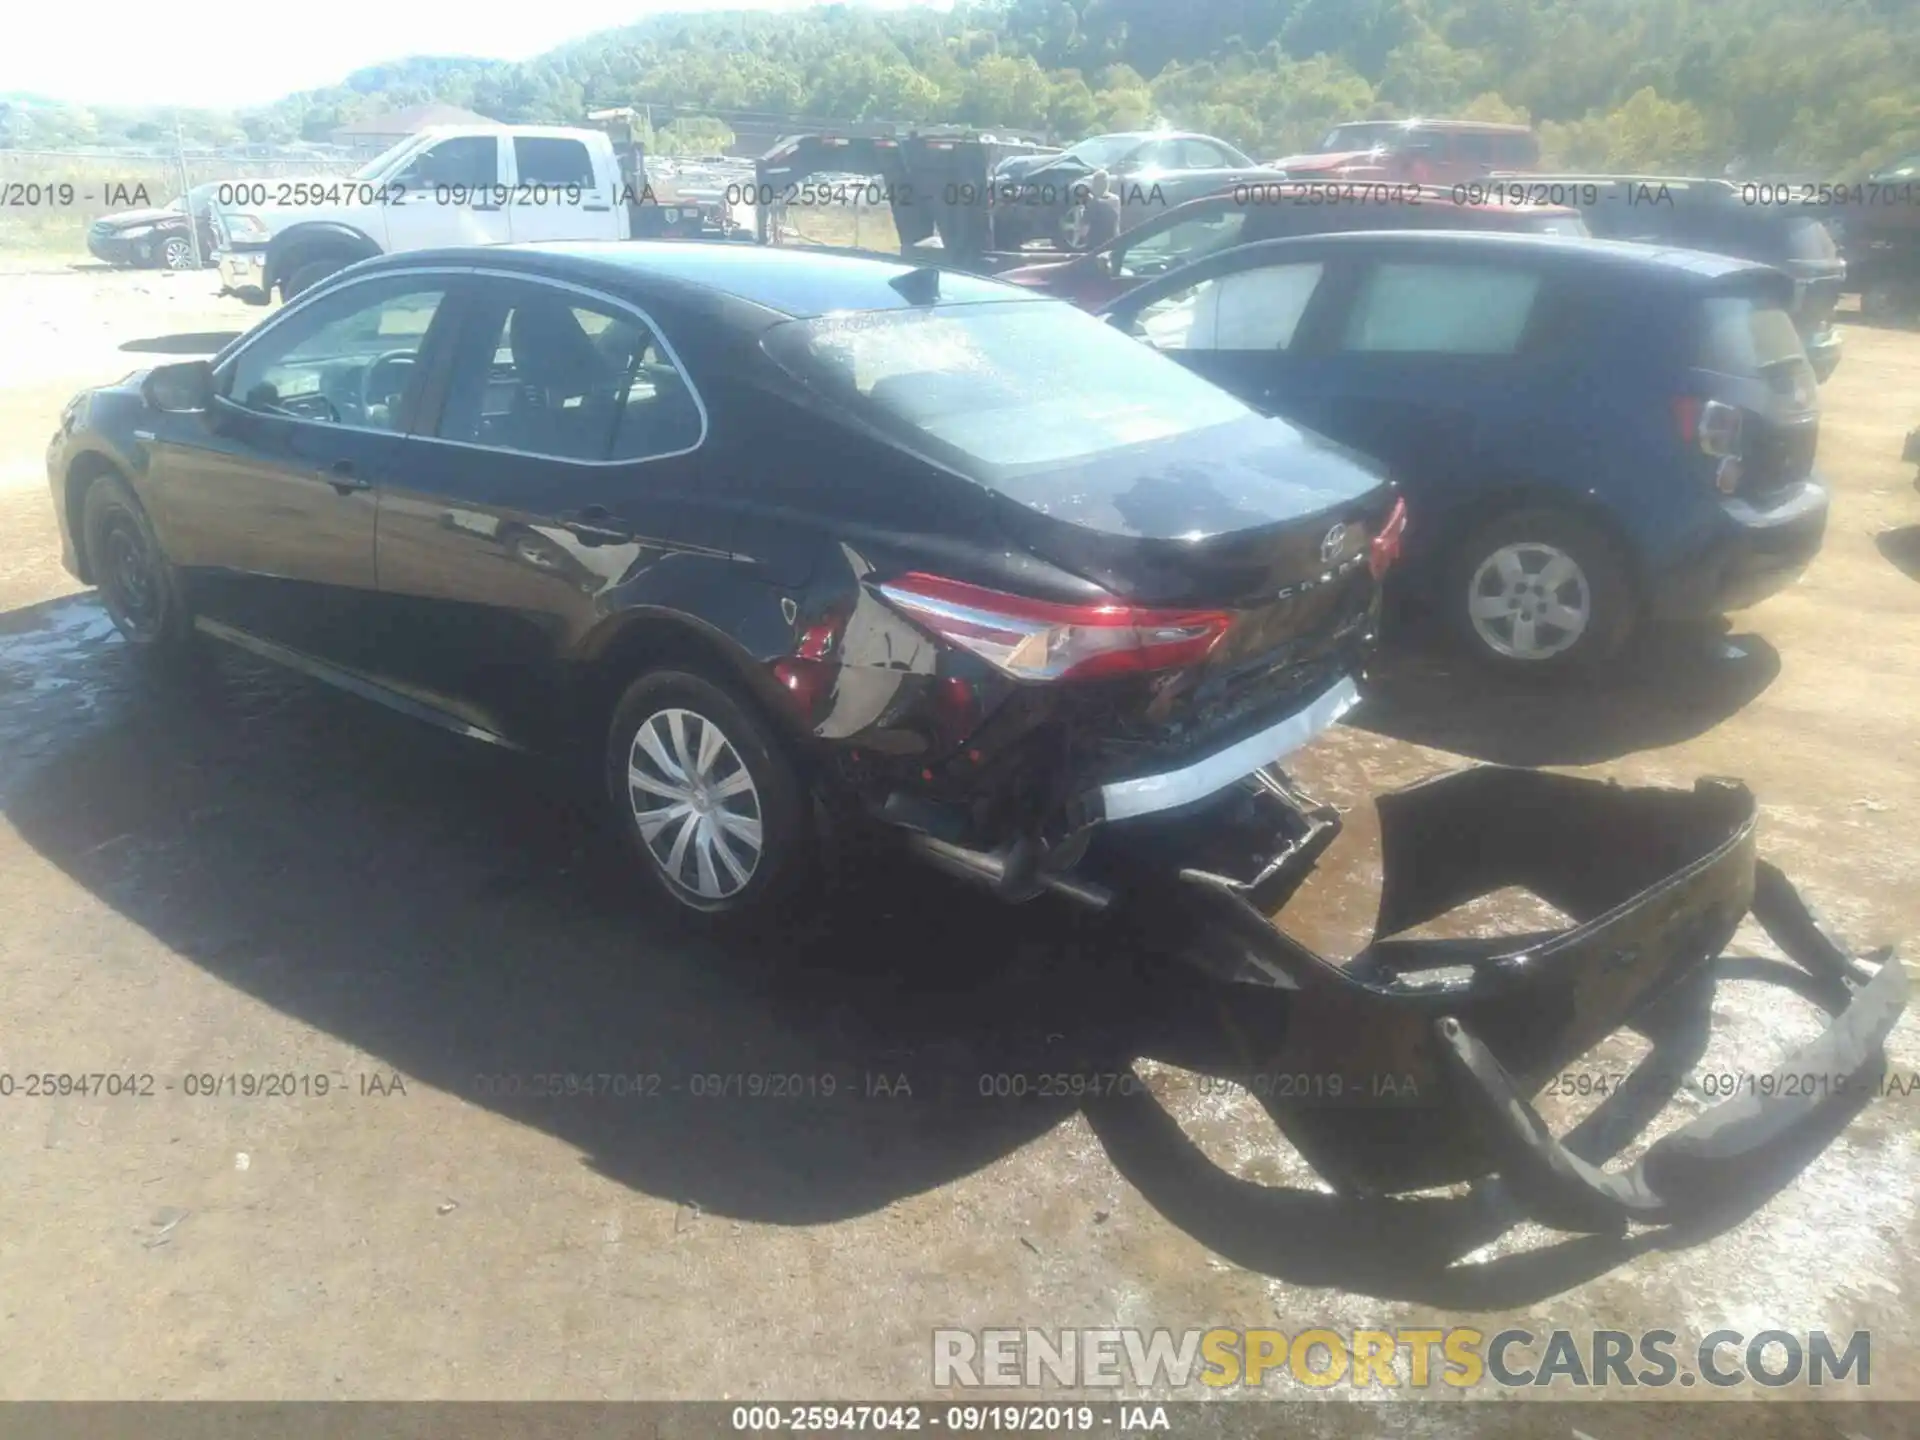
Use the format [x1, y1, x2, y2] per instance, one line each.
[1, 259, 1918, 1414]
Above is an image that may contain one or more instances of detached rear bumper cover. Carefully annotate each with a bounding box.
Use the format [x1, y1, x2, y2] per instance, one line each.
[1095, 675, 1360, 823]
[1158, 765, 1908, 1234]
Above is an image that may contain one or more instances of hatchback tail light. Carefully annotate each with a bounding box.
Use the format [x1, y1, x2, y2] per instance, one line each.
[1673, 396, 1744, 458]
[1369, 497, 1408, 579]
[875, 573, 1231, 683]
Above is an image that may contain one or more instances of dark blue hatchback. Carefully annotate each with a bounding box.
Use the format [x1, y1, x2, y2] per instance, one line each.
[1102, 230, 1829, 673]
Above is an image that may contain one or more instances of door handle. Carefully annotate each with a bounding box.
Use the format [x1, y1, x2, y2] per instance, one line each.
[319, 459, 371, 494]
[558, 505, 630, 546]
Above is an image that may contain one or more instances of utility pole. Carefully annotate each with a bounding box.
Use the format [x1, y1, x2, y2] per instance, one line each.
[175, 117, 203, 269]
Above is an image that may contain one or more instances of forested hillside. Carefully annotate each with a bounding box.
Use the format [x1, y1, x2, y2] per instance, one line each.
[6, 0, 1917, 175]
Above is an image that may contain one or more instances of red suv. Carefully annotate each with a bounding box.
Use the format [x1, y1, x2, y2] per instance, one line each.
[1272, 121, 1541, 186]
[995, 182, 1585, 308]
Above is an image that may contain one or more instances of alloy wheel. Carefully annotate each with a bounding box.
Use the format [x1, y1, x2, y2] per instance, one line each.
[626, 707, 764, 902]
[1467, 541, 1592, 661]
[162, 237, 194, 270]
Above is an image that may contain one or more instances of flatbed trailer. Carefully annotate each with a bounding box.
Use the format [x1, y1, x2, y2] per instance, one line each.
[751, 129, 1071, 273]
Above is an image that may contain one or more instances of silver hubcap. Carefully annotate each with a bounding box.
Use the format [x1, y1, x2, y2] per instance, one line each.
[626, 707, 763, 901]
[164, 239, 191, 268]
[1468, 542, 1591, 660]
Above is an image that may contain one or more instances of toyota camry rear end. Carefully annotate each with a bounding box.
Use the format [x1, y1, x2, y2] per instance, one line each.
[750, 290, 1403, 905]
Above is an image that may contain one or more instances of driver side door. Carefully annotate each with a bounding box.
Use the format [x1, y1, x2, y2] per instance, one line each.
[145, 272, 460, 660]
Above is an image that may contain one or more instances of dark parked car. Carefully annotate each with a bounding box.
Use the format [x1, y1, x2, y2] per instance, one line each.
[1102, 230, 1827, 674]
[47, 243, 1402, 920]
[996, 182, 1587, 309]
[1491, 173, 1847, 381]
[987, 130, 1284, 250]
[1826, 153, 1920, 325]
[85, 183, 217, 271]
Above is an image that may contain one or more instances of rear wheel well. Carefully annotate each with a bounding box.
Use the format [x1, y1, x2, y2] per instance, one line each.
[1437, 485, 1644, 600]
[65, 452, 129, 583]
[578, 617, 806, 761]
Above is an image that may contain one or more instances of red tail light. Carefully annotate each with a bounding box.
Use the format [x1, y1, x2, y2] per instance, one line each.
[876, 573, 1231, 683]
[1369, 497, 1408, 580]
[1673, 395, 1701, 446]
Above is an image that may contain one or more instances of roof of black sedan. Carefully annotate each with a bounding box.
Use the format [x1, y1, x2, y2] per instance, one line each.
[1204, 227, 1776, 281]
[369, 241, 1052, 319]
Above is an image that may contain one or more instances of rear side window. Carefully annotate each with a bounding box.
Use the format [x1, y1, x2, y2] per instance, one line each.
[1696, 294, 1812, 385]
[1452, 133, 1498, 167]
[1340, 263, 1542, 355]
[1113, 209, 1249, 278]
[437, 284, 703, 462]
[1492, 133, 1540, 168]
[515, 137, 595, 188]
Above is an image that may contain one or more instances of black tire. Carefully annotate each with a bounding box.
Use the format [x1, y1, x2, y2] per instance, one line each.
[80, 473, 195, 655]
[282, 258, 344, 302]
[1445, 507, 1635, 676]
[604, 668, 812, 923]
[160, 235, 196, 271]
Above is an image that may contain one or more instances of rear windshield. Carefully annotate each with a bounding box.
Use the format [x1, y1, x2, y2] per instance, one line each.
[1696, 294, 1812, 382]
[761, 300, 1252, 474]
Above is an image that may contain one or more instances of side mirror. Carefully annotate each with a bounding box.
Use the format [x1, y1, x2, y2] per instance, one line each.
[141, 360, 214, 414]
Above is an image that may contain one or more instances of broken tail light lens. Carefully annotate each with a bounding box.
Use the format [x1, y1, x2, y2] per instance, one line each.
[876, 573, 1231, 683]
[1369, 497, 1408, 579]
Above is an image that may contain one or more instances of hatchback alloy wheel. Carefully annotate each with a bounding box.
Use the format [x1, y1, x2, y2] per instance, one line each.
[161, 237, 195, 270]
[1467, 541, 1592, 661]
[626, 706, 764, 902]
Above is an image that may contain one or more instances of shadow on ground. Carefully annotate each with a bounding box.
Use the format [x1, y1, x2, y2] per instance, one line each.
[0, 593, 1841, 1305]
[1879, 525, 1920, 582]
[119, 332, 244, 356]
[1351, 627, 1781, 767]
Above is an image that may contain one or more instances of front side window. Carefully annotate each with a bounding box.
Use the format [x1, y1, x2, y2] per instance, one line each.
[224, 280, 447, 429]
[436, 285, 702, 462]
[1113, 209, 1249, 278]
[398, 136, 498, 190]
[762, 300, 1251, 475]
[1341, 262, 1542, 355]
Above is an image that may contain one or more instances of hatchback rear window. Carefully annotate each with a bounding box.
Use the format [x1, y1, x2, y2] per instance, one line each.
[1695, 294, 1811, 381]
[762, 299, 1252, 473]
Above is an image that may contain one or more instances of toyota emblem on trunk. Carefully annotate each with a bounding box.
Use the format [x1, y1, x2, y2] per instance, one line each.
[1319, 523, 1350, 565]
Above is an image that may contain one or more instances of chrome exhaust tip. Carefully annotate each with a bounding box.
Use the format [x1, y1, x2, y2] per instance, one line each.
[904, 832, 1113, 911]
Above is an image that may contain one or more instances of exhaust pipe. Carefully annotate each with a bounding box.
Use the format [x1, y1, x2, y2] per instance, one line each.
[904, 832, 1113, 911]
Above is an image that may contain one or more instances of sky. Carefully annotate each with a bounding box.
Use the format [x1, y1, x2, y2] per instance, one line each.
[1, 0, 948, 110]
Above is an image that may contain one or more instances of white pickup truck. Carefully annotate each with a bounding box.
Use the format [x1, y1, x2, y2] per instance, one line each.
[213, 124, 646, 305]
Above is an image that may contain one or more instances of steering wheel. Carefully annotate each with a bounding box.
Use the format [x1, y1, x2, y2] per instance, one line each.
[361, 349, 418, 420]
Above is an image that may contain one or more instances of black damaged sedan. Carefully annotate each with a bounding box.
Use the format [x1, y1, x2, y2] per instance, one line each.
[46, 242, 1402, 922]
